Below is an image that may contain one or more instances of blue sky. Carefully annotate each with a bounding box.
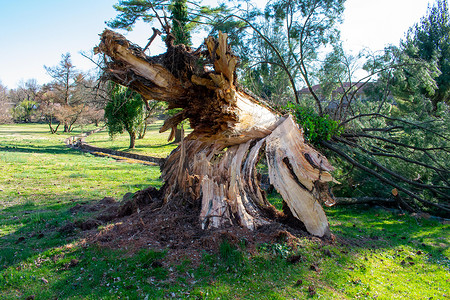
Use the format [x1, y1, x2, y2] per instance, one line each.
[0, 0, 433, 89]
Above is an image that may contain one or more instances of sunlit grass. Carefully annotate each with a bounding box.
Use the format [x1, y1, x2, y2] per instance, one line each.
[0, 123, 448, 299]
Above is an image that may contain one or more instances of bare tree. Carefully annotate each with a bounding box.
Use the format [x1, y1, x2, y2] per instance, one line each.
[0, 81, 12, 124]
[44, 54, 85, 132]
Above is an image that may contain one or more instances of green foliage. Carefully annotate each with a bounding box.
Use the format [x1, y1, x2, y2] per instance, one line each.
[104, 83, 146, 148]
[108, 0, 228, 46]
[404, 0, 450, 110]
[234, 0, 345, 107]
[365, 44, 441, 113]
[285, 102, 342, 145]
[11, 100, 37, 123]
[170, 0, 191, 45]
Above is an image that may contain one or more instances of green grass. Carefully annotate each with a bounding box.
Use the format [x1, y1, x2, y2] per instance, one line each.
[0, 123, 449, 299]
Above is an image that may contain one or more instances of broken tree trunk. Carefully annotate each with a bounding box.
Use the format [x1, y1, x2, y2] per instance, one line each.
[96, 29, 337, 237]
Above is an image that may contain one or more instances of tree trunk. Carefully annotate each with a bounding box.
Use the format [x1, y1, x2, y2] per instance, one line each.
[48, 119, 60, 134]
[96, 30, 337, 237]
[129, 131, 136, 149]
[172, 125, 184, 143]
[138, 122, 147, 139]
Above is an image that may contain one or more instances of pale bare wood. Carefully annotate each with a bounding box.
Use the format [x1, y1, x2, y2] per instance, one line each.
[97, 29, 337, 237]
[266, 116, 335, 237]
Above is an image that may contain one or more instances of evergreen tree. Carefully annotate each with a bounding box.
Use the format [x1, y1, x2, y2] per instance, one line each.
[108, 0, 226, 46]
[170, 0, 191, 46]
[104, 83, 146, 149]
[234, 0, 346, 112]
[403, 0, 450, 111]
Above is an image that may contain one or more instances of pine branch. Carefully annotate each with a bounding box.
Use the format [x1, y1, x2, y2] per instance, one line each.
[321, 140, 450, 213]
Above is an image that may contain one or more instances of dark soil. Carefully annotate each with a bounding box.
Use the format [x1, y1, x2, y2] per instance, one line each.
[67, 187, 332, 266]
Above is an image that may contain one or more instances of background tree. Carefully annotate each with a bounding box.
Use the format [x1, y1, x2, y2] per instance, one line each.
[0, 81, 12, 124]
[104, 82, 147, 149]
[37, 84, 62, 133]
[8, 79, 41, 123]
[44, 53, 82, 132]
[228, 0, 346, 113]
[238, 15, 295, 106]
[308, 1, 450, 215]
[43, 54, 102, 133]
[45, 54, 77, 107]
[402, 0, 450, 112]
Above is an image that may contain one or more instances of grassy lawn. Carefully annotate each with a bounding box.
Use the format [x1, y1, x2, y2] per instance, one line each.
[0, 123, 449, 299]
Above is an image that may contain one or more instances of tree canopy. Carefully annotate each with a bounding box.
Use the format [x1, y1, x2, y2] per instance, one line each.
[230, 0, 346, 112]
[104, 83, 147, 149]
[108, 0, 224, 40]
[403, 0, 450, 111]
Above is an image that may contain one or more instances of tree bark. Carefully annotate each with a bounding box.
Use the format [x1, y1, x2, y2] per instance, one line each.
[96, 30, 337, 237]
[172, 125, 184, 143]
[48, 119, 60, 134]
[129, 131, 136, 149]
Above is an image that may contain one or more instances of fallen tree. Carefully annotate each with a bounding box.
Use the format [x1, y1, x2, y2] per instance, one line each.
[95, 29, 338, 237]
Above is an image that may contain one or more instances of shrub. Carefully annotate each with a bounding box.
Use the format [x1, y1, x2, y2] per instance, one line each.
[284, 103, 342, 145]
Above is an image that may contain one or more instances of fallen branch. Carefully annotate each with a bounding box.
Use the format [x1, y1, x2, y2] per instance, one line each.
[342, 133, 450, 152]
[335, 197, 395, 205]
[321, 140, 450, 213]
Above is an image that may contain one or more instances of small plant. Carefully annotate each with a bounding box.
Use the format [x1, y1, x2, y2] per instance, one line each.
[258, 242, 292, 259]
[219, 240, 245, 268]
[138, 248, 166, 266]
[284, 103, 342, 145]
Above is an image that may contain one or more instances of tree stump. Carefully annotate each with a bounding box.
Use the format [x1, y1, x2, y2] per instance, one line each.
[96, 29, 337, 237]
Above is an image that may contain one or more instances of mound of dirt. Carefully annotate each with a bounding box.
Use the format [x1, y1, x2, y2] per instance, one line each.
[67, 187, 330, 265]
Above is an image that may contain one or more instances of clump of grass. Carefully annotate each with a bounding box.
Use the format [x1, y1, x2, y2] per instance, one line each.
[219, 240, 245, 267]
[138, 248, 166, 266]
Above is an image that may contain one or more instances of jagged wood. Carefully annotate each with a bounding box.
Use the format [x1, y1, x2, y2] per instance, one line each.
[96, 29, 337, 237]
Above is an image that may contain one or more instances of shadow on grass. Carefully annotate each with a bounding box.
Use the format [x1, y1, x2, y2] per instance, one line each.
[0, 180, 162, 272]
[85, 142, 176, 151]
[1, 196, 448, 299]
[0, 193, 175, 299]
[1, 199, 91, 268]
[0, 145, 83, 156]
[326, 205, 449, 263]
